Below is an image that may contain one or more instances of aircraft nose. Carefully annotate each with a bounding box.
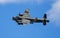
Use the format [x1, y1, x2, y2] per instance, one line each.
[13, 17, 16, 20]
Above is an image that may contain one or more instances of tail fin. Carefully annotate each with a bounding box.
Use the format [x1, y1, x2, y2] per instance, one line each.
[43, 14, 49, 25]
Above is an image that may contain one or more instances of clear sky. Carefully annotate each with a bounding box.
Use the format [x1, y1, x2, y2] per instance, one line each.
[0, 0, 60, 38]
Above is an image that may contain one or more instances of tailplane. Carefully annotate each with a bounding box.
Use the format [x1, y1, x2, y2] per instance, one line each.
[43, 14, 49, 25]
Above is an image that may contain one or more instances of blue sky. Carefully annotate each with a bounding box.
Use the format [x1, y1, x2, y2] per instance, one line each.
[0, 0, 60, 38]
